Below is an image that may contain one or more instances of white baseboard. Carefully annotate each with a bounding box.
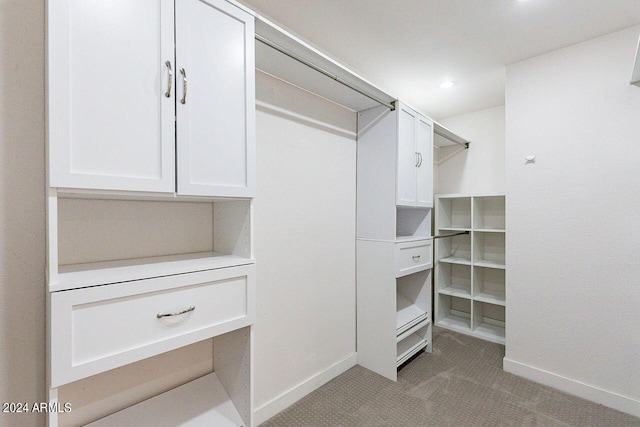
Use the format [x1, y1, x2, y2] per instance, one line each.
[503, 357, 640, 418]
[254, 353, 357, 426]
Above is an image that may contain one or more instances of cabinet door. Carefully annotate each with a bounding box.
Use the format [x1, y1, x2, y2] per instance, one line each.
[415, 115, 434, 207]
[48, 0, 175, 193]
[396, 105, 417, 207]
[176, 0, 256, 197]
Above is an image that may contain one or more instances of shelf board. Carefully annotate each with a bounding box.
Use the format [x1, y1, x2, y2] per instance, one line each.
[395, 235, 431, 243]
[474, 260, 506, 270]
[396, 333, 427, 367]
[439, 257, 472, 266]
[396, 293, 428, 335]
[54, 252, 255, 292]
[437, 314, 471, 332]
[87, 373, 244, 426]
[439, 286, 472, 299]
[474, 322, 506, 345]
[473, 228, 505, 233]
[474, 291, 506, 306]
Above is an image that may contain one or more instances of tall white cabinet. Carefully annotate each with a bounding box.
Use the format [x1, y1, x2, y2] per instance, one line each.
[434, 195, 506, 345]
[46, 0, 255, 425]
[356, 102, 434, 381]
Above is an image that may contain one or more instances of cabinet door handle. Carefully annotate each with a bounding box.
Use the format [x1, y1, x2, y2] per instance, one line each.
[165, 61, 173, 98]
[180, 68, 188, 104]
[417, 153, 423, 167]
[157, 305, 195, 319]
[415, 152, 420, 167]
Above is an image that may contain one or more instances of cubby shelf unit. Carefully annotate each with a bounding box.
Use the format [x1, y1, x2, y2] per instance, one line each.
[435, 194, 506, 345]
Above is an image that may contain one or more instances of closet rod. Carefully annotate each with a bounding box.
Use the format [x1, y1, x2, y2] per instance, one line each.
[255, 34, 396, 111]
[432, 231, 470, 239]
[434, 128, 470, 150]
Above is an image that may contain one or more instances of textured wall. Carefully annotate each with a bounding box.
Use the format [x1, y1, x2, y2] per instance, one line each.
[504, 25, 640, 416]
[0, 1, 46, 426]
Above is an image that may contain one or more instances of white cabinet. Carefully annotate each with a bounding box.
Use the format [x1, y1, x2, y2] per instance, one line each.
[396, 103, 433, 208]
[434, 194, 506, 345]
[356, 100, 434, 381]
[48, 0, 255, 197]
[46, 1, 256, 425]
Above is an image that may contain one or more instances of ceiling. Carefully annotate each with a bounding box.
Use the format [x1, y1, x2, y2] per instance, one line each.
[238, 0, 640, 119]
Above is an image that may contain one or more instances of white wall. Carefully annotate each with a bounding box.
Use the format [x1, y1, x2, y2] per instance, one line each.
[253, 71, 357, 424]
[435, 105, 505, 195]
[0, 1, 46, 426]
[504, 25, 640, 417]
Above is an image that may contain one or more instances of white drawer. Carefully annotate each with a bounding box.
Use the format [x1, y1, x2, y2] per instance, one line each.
[395, 239, 432, 277]
[50, 264, 255, 387]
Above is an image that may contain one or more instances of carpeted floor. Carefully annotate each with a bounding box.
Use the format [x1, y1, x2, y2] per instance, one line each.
[261, 328, 640, 426]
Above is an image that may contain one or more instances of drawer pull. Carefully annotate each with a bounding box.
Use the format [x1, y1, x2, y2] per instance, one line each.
[412, 255, 421, 260]
[157, 305, 196, 319]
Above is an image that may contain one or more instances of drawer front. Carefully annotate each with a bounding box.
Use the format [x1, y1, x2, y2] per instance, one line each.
[50, 264, 255, 387]
[395, 240, 432, 277]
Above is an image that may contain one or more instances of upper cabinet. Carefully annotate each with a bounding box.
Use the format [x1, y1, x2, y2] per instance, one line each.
[396, 103, 434, 208]
[48, 0, 255, 198]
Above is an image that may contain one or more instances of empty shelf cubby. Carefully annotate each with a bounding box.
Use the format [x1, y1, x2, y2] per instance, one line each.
[437, 263, 471, 299]
[437, 197, 471, 230]
[472, 231, 505, 269]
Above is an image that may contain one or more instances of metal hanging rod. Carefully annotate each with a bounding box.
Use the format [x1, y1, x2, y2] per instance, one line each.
[255, 34, 396, 111]
[432, 231, 469, 239]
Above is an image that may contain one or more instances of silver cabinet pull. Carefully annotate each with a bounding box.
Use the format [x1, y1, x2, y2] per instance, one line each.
[415, 152, 420, 167]
[180, 68, 188, 104]
[412, 255, 421, 260]
[417, 153, 423, 167]
[157, 305, 195, 319]
[165, 61, 173, 98]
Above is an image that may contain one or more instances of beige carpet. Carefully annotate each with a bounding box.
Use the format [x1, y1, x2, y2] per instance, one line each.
[261, 328, 640, 426]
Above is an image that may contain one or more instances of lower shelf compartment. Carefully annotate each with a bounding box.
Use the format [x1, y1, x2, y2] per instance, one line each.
[396, 333, 427, 367]
[436, 314, 471, 331]
[86, 373, 244, 426]
[474, 321, 506, 344]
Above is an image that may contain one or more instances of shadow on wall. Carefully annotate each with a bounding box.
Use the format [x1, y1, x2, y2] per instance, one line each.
[0, 1, 46, 426]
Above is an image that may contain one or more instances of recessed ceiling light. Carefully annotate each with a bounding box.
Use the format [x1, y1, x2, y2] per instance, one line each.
[440, 81, 456, 89]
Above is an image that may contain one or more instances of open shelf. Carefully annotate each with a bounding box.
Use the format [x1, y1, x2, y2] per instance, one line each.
[396, 324, 429, 367]
[437, 197, 471, 229]
[436, 295, 472, 332]
[87, 373, 244, 427]
[473, 196, 505, 230]
[439, 257, 472, 266]
[473, 301, 505, 344]
[473, 266, 505, 305]
[54, 252, 255, 291]
[396, 272, 430, 336]
[437, 263, 471, 299]
[473, 231, 505, 268]
[437, 231, 471, 265]
[53, 198, 252, 292]
[396, 292, 428, 336]
[396, 207, 431, 241]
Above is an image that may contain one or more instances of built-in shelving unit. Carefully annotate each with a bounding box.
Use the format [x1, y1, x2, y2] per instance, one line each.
[435, 195, 506, 344]
[356, 101, 434, 382]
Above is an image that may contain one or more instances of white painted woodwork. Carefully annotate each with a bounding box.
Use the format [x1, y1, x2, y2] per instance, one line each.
[253, 16, 395, 112]
[434, 194, 506, 344]
[87, 373, 244, 427]
[176, 0, 255, 197]
[356, 106, 398, 241]
[396, 102, 434, 208]
[50, 264, 255, 387]
[396, 106, 417, 206]
[396, 321, 430, 367]
[416, 116, 434, 207]
[356, 240, 432, 381]
[395, 239, 433, 278]
[48, 0, 175, 193]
